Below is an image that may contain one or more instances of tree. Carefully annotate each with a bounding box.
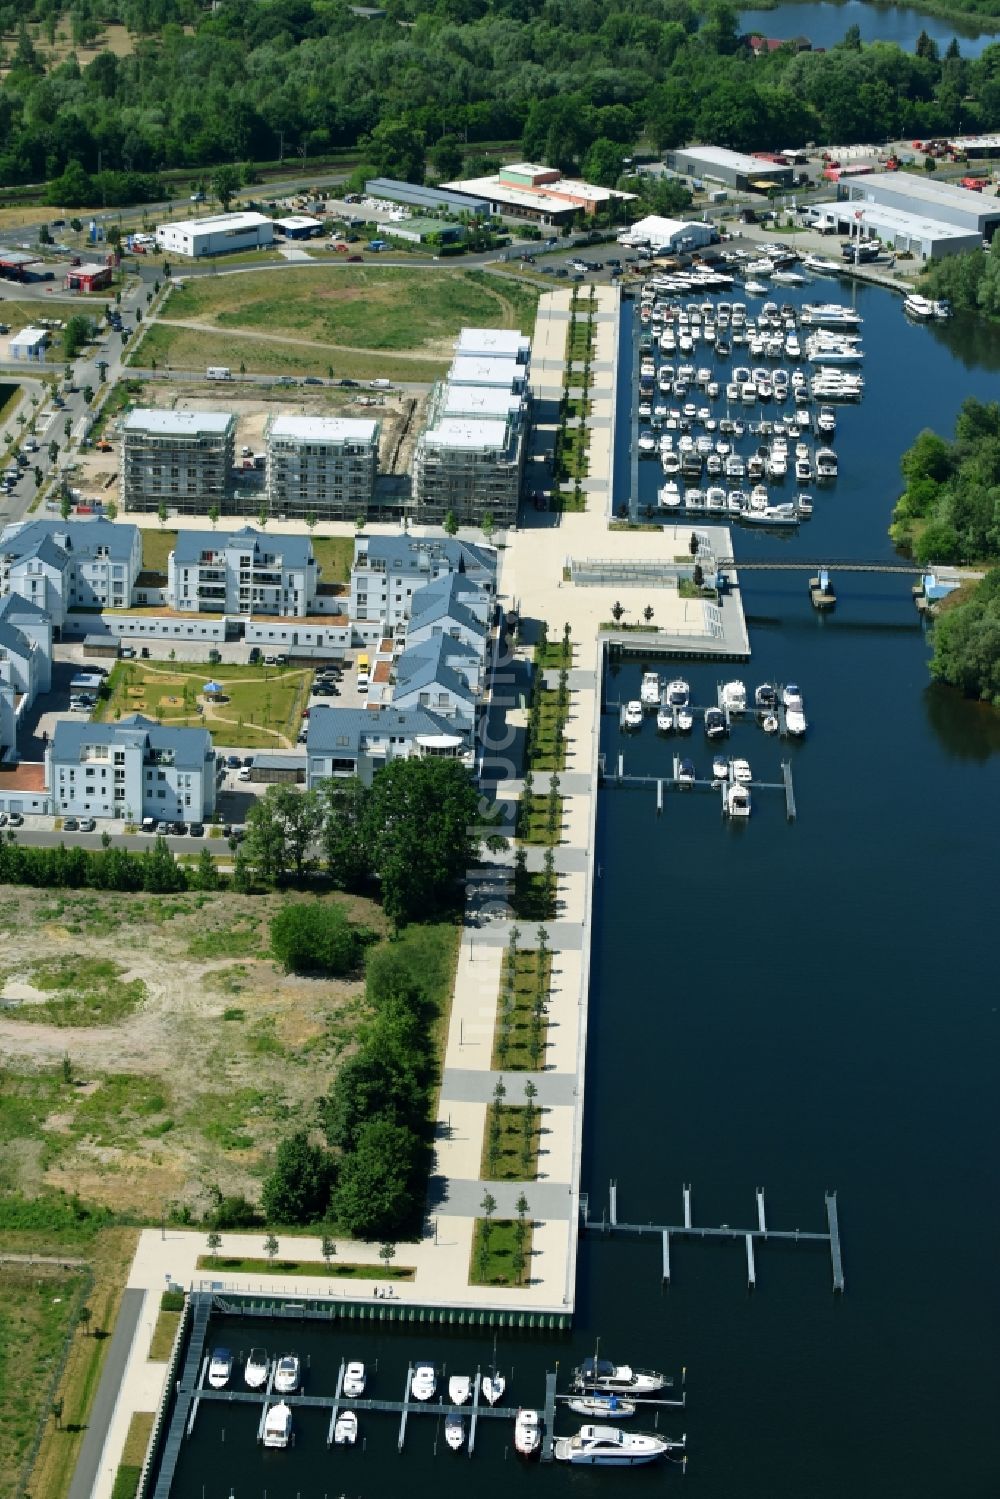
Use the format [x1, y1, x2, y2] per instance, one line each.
[206, 1230, 222, 1260]
[257, 504, 269, 530]
[193, 845, 220, 891]
[157, 501, 168, 528]
[362, 758, 503, 925]
[321, 1232, 337, 1267]
[429, 135, 464, 181]
[643, 605, 654, 625]
[49, 441, 59, 465]
[51, 1397, 64, 1429]
[212, 165, 241, 211]
[481, 510, 495, 540]
[207, 505, 219, 529]
[60, 492, 72, 522]
[443, 508, 459, 536]
[365, 119, 426, 184]
[610, 600, 624, 623]
[689, 531, 700, 557]
[693, 562, 704, 587]
[331, 1117, 418, 1238]
[930, 569, 1000, 703]
[582, 138, 624, 188]
[269, 901, 361, 975]
[261, 1130, 335, 1224]
[318, 776, 373, 891]
[379, 1241, 396, 1268]
[263, 1233, 280, 1262]
[63, 315, 95, 360]
[79, 1305, 92, 1336]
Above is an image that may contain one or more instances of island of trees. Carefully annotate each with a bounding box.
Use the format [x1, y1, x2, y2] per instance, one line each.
[893, 399, 1000, 706]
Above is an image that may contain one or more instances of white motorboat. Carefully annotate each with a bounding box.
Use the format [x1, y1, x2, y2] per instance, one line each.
[245, 1348, 269, 1390]
[263, 1402, 293, 1449]
[772, 269, 805, 286]
[712, 753, 729, 780]
[444, 1413, 465, 1451]
[731, 758, 752, 783]
[567, 1392, 638, 1419]
[762, 712, 779, 734]
[744, 279, 768, 295]
[801, 254, 842, 275]
[482, 1371, 506, 1406]
[411, 1362, 437, 1401]
[448, 1374, 472, 1406]
[816, 446, 838, 479]
[934, 299, 952, 319]
[638, 431, 657, 456]
[208, 1348, 233, 1390]
[726, 782, 751, 818]
[656, 706, 674, 733]
[624, 700, 643, 730]
[903, 293, 935, 320]
[704, 707, 726, 740]
[800, 302, 862, 328]
[720, 680, 747, 713]
[659, 479, 681, 509]
[273, 1354, 300, 1395]
[676, 707, 694, 733]
[343, 1360, 366, 1398]
[755, 683, 777, 711]
[554, 1425, 674, 1467]
[795, 455, 813, 483]
[746, 258, 774, 277]
[640, 671, 661, 707]
[514, 1407, 542, 1456]
[785, 706, 807, 736]
[664, 678, 689, 708]
[816, 404, 836, 436]
[676, 759, 696, 786]
[334, 1410, 358, 1446]
[782, 683, 804, 709]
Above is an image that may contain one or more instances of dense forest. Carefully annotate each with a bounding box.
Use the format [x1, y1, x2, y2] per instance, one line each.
[4, 0, 1000, 190]
[892, 398, 1000, 564]
[930, 569, 1000, 704]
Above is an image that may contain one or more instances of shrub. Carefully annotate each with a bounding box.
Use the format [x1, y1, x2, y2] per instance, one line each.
[269, 902, 361, 975]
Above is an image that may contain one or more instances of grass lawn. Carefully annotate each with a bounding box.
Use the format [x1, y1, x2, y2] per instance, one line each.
[111, 1409, 154, 1497]
[140, 528, 177, 576]
[311, 533, 355, 583]
[553, 486, 587, 513]
[480, 1103, 541, 1181]
[678, 579, 718, 601]
[535, 636, 574, 668]
[517, 793, 564, 846]
[90, 378, 146, 439]
[132, 323, 451, 383]
[492, 948, 551, 1070]
[149, 1305, 181, 1361]
[95, 659, 313, 749]
[512, 866, 557, 922]
[195, 1255, 414, 1280]
[469, 1218, 533, 1288]
[526, 689, 568, 773]
[159, 266, 537, 352]
[0, 1263, 89, 1498]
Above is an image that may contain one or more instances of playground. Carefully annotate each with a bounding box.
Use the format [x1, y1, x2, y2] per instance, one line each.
[96, 660, 313, 749]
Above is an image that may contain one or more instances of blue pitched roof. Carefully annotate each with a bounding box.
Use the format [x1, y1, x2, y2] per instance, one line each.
[173, 526, 314, 569]
[308, 704, 463, 755]
[0, 620, 31, 658]
[0, 591, 50, 624]
[408, 572, 489, 629]
[358, 534, 497, 582]
[51, 713, 211, 771]
[393, 636, 478, 705]
[0, 517, 137, 564]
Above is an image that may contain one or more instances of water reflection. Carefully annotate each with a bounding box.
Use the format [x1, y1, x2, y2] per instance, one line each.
[926, 312, 1000, 373]
[739, 0, 1000, 52]
[923, 680, 1000, 758]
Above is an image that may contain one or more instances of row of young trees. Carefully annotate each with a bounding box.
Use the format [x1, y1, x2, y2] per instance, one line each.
[2, 0, 999, 188]
[0, 833, 218, 893]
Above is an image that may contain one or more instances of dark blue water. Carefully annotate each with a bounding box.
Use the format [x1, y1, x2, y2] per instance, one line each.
[167, 284, 1000, 1498]
[739, 0, 1000, 52]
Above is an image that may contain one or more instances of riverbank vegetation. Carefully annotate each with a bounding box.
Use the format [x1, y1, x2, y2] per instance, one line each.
[929, 569, 1000, 704]
[922, 236, 1000, 318]
[6, 0, 1000, 196]
[891, 398, 1000, 564]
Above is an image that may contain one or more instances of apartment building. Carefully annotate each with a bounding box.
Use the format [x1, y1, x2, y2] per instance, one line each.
[265, 415, 380, 519]
[412, 415, 524, 527]
[306, 705, 472, 788]
[166, 527, 318, 617]
[349, 534, 497, 629]
[47, 714, 218, 821]
[0, 596, 53, 764]
[121, 409, 236, 514]
[0, 518, 141, 631]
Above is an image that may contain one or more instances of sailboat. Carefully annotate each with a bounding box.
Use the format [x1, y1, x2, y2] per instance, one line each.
[482, 1336, 506, 1406]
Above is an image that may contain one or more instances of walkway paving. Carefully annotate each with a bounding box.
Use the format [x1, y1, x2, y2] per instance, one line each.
[70, 1289, 146, 1499]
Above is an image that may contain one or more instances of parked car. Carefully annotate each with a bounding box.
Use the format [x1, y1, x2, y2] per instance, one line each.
[303, 376, 322, 385]
[78, 817, 96, 832]
[237, 767, 252, 781]
[141, 817, 158, 833]
[121, 647, 136, 659]
[62, 817, 80, 831]
[7, 812, 23, 828]
[226, 754, 241, 769]
[189, 823, 205, 837]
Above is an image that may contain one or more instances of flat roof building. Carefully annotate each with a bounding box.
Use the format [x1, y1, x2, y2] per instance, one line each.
[265, 414, 380, 520]
[808, 200, 982, 259]
[664, 145, 794, 191]
[840, 171, 1000, 239]
[442, 164, 635, 225]
[121, 408, 236, 515]
[9, 326, 49, 361]
[364, 178, 491, 216]
[376, 217, 464, 245]
[155, 211, 274, 259]
[447, 355, 528, 392]
[274, 215, 323, 239]
[439, 385, 525, 423]
[455, 327, 530, 363]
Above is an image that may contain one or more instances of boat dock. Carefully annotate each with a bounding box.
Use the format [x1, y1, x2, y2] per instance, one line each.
[604, 755, 797, 821]
[581, 1183, 845, 1293]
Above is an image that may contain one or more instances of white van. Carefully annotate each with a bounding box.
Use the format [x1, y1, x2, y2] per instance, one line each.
[206, 366, 232, 381]
[356, 672, 370, 693]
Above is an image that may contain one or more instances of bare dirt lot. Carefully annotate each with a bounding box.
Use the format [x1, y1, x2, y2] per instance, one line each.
[0, 886, 385, 1219]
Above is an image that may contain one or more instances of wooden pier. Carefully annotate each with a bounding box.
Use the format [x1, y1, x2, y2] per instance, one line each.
[586, 1181, 845, 1293]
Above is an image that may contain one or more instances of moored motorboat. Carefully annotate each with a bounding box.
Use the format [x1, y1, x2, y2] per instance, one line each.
[273, 1354, 300, 1395]
[726, 782, 751, 818]
[334, 1410, 358, 1446]
[664, 678, 689, 708]
[720, 680, 747, 713]
[514, 1407, 542, 1456]
[676, 759, 696, 787]
[640, 670, 661, 707]
[482, 1361, 506, 1407]
[731, 758, 752, 783]
[656, 706, 674, 733]
[554, 1425, 675, 1466]
[676, 706, 694, 733]
[754, 683, 777, 711]
[343, 1360, 366, 1398]
[245, 1348, 269, 1390]
[444, 1413, 465, 1451]
[712, 753, 729, 780]
[411, 1361, 437, 1401]
[566, 1392, 638, 1419]
[704, 707, 726, 739]
[263, 1402, 293, 1449]
[448, 1374, 471, 1406]
[208, 1348, 233, 1390]
[903, 293, 934, 320]
[624, 700, 643, 730]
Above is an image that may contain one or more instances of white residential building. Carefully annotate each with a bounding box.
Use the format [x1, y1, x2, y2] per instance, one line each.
[447, 356, 529, 393]
[0, 596, 53, 764]
[349, 534, 497, 629]
[121, 409, 237, 515]
[265, 415, 380, 519]
[0, 518, 141, 632]
[46, 714, 219, 821]
[166, 526, 319, 617]
[412, 415, 524, 527]
[454, 328, 531, 364]
[306, 705, 473, 788]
